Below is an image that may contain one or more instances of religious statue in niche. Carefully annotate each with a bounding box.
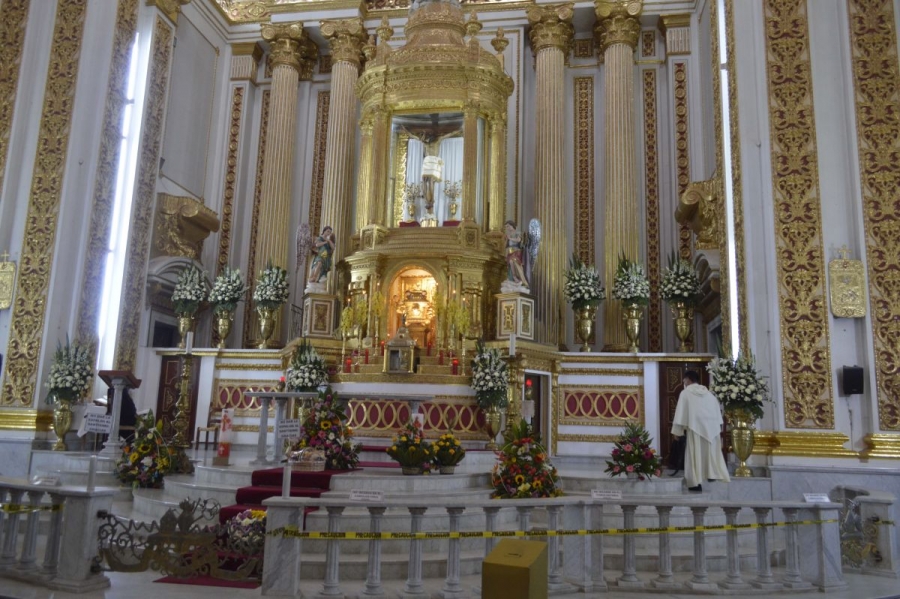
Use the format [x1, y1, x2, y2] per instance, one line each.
[402, 124, 461, 214]
[307, 226, 335, 291]
[501, 219, 541, 294]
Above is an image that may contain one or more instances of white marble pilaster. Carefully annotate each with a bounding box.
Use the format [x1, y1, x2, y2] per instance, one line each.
[721, 506, 750, 589]
[17, 490, 43, 570]
[798, 506, 849, 591]
[362, 506, 386, 597]
[401, 506, 427, 598]
[781, 508, 811, 589]
[685, 505, 717, 591]
[751, 507, 782, 590]
[261, 503, 303, 596]
[0, 490, 23, 564]
[483, 506, 500, 557]
[650, 505, 679, 589]
[439, 506, 465, 598]
[47, 493, 114, 592]
[317, 505, 345, 598]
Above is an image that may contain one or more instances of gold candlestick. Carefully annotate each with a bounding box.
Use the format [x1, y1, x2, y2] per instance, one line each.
[170, 350, 195, 474]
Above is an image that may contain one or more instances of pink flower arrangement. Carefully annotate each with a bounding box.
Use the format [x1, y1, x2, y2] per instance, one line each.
[605, 421, 663, 481]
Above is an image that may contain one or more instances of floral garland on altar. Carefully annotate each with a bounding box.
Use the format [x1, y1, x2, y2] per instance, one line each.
[604, 421, 662, 480]
[209, 266, 247, 314]
[707, 353, 772, 420]
[491, 420, 563, 499]
[660, 252, 700, 305]
[563, 254, 605, 310]
[45, 336, 93, 404]
[612, 255, 651, 307]
[286, 339, 329, 391]
[289, 387, 360, 470]
[172, 265, 208, 316]
[253, 260, 289, 310]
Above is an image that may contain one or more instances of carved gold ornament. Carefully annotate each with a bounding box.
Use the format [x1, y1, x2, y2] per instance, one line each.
[152, 194, 220, 260]
[677, 178, 720, 250]
[828, 247, 866, 318]
[0, 253, 15, 310]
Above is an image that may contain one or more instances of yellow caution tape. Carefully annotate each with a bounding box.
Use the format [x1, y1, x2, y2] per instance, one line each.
[1, 503, 62, 514]
[267, 518, 839, 541]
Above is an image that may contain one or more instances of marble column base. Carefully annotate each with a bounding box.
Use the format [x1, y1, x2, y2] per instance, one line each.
[46, 575, 111, 593]
[547, 582, 576, 594]
[684, 581, 719, 592]
[751, 580, 784, 591]
[614, 578, 645, 588]
[398, 591, 429, 599]
[720, 580, 752, 590]
[650, 578, 681, 590]
[781, 579, 812, 590]
[437, 589, 467, 599]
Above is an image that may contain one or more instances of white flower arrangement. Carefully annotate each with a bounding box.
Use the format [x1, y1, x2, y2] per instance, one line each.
[563, 254, 605, 309]
[286, 339, 329, 391]
[707, 353, 772, 420]
[209, 266, 247, 314]
[45, 337, 93, 404]
[612, 254, 651, 307]
[660, 252, 700, 305]
[471, 340, 509, 410]
[171, 266, 208, 316]
[253, 260, 289, 310]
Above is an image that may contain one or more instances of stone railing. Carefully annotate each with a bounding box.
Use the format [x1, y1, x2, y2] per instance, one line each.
[0, 476, 116, 592]
[261, 495, 847, 596]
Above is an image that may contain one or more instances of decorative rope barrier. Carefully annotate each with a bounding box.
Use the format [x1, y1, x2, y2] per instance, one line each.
[0, 503, 62, 514]
[268, 518, 844, 541]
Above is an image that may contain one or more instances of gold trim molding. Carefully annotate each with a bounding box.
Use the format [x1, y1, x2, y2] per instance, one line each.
[1, 0, 87, 408]
[573, 77, 595, 267]
[753, 431, 857, 458]
[643, 68, 662, 351]
[861, 434, 900, 459]
[0, 0, 29, 234]
[0, 410, 54, 431]
[764, 0, 834, 429]
[847, 0, 900, 431]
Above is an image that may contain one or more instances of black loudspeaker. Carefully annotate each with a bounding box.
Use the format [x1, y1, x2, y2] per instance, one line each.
[842, 366, 864, 395]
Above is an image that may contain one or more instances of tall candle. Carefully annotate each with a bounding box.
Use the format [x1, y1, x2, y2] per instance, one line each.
[87, 455, 97, 491]
[282, 464, 291, 498]
[185, 332, 194, 354]
[509, 333, 516, 356]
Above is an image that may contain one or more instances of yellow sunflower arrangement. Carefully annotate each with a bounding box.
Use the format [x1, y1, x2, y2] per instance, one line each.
[115, 409, 171, 488]
[433, 432, 466, 467]
[386, 419, 433, 472]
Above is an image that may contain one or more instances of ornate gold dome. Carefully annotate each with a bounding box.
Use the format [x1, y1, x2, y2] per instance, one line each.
[356, 0, 513, 114]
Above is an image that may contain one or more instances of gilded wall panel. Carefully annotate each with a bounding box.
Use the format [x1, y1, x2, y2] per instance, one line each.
[346, 397, 483, 440]
[573, 77, 595, 265]
[1, 0, 87, 408]
[242, 88, 271, 347]
[76, 0, 139, 361]
[643, 68, 662, 352]
[113, 17, 174, 371]
[673, 61, 692, 260]
[309, 90, 330, 235]
[763, 0, 833, 428]
[558, 386, 643, 426]
[847, 0, 900, 430]
[0, 0, 29, 215]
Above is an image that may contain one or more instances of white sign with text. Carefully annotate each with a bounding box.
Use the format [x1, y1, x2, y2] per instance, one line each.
[591, 489, 623, 500]
[84, 413, 113, 434]
[803, 493, 832, 503]
[277, 419, 301, 439]
[350, 489, 385, 502]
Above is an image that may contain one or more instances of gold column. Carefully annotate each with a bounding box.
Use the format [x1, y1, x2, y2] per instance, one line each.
[368, 106, 391, 227]
[595, 0, 642, 351]
[356, 109, 375, 231]
[462, 102, 480, 223]
[320, 19, 366, 285]
[253, 23, 315, 343]
[527, 4, 573, 348]
[487, 113, 508, 231]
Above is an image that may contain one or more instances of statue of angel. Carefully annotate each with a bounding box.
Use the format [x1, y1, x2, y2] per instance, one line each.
[502, 218, 541, 292]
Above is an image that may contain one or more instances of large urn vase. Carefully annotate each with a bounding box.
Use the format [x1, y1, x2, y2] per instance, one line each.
[670, 301, 694, 352]
[177, 315, 194, 349]
[483, 405, 502, 451]
[257, 306, 276, 349]
[729, 409, 755, 477]
[52, 400, 74, 451]
[215, 311, 234, 349]
[622, 305, 643, 353]
[574, 304, 597, 352]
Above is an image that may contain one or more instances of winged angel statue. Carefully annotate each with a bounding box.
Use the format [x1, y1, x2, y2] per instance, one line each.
[501, 218, 541, 293]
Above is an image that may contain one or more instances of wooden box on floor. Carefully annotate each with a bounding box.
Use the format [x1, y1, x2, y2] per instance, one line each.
[481, 539, 547, 599]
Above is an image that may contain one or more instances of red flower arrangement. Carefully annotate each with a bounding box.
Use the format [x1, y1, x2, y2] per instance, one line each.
[605, 421, 662, 480]
[491, 420, 563, 499]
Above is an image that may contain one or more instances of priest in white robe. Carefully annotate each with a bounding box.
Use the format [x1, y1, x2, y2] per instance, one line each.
[671, 370, 730, 491]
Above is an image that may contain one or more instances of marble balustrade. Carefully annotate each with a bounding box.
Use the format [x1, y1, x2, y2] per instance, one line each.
[262, 495, 847, 596]
[0, 476, 116, 592]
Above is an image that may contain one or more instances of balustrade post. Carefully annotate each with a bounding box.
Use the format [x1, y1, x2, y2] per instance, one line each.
[483, 506, 500, 557]
[440, 506, 465, 598]
[798, 505, 849, 591]
[262, 502, 304, 596]
[363, 506, 387, 597]
[319, 505, 345, 597]
[651, 505, 678, 588]
[564, 502, 602, 591]
[722, 506, 749, 589]
[0, 490, 24, 565]
[547, 505, 565, 589]
[41, 494, 64, 576]
[516, 505, 532, 532]
[402, 506, 427, 598]
[49, 491, 114, 592]
[685, 505, 717, 591]
[615, 503, 643, 587]
[18, 490, 44, 570]
[591, 504, 607, 589]
[751, 507, 781, 590]
[781, 508, 810, 589]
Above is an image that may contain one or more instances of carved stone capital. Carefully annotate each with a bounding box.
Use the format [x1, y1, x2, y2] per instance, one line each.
[152, 194, 221, 260]
[261, 22, 317, 76]
[321, 18, 367, 68]
[676, 178, 720, 250]
[527, 3, 575, 55]
[594, 0, 643, 53]
[147, 0, 191, 24]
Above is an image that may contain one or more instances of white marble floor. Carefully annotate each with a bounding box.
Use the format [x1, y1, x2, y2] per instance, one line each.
[2, 571, 899, 599]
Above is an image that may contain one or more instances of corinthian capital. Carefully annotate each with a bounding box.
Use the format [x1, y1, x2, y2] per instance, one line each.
[527, 3, 575, 55]
[261, 22, 317, 76]
[321, 19, 367, 68]
[594, 0, 643, 53]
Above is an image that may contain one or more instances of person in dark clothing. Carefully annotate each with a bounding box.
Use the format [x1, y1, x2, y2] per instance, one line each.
[107, 387, 137, 443]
